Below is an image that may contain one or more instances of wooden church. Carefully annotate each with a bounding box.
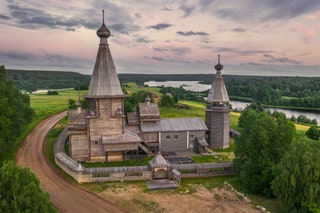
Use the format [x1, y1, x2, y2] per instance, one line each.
[67, 16, 230, 162]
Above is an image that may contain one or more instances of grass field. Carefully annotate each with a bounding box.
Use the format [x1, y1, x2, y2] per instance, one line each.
[122, 82, 162, 95]
[30, 89, 87, 120]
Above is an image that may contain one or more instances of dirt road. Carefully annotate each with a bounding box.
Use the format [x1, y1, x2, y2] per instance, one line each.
[16, 111, 126, 213]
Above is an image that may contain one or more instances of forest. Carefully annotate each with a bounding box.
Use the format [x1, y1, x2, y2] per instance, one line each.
[5, 69, 320, 110]
[0, 66, 55, 212]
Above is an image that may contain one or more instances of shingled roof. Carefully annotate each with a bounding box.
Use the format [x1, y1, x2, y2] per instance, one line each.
[85, 18, 124, 98]
[149, 152, 170, 168]
[140, 117, 208, 132]
[207, 55, 229, 105]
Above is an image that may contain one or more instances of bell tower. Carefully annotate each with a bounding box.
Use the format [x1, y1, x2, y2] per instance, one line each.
[83, 10, 139, 162]
[205, 55, 230, 149]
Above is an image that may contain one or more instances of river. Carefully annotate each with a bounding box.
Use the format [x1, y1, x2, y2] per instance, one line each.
[144, 81, 320, 125]
[230, 101, 320, 124]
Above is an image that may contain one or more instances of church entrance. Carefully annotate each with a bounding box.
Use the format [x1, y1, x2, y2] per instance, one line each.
[154, 169, 167, 179]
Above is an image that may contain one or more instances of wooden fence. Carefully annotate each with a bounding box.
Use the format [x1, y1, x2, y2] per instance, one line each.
[54, 128, 233, 183]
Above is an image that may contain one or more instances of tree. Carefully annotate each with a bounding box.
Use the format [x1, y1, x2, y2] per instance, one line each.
[0, 161, 56, 212]
[0, 66, 34, 163]
[47, 90, 59, 95]
[233, 107, 296, 196]
[124, 90, 155, 114]
[159, 94, 175, 107]
[272, 139, 320, 212]
[130, 90, 154, 106]
[306, 126, 320, 141]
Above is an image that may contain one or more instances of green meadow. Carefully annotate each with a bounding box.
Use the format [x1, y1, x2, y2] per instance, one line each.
[30, 89, 87, 120]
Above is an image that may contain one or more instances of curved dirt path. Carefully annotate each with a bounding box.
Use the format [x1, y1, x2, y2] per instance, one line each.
[16, 111, 126, 213]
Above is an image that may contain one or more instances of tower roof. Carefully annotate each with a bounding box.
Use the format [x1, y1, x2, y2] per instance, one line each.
[207, 55, 229, 105]
[85, 10, 124, 98]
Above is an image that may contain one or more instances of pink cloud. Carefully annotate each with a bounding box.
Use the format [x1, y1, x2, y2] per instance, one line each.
[293, 25, 316, 42]
[305, 10, 320, 20]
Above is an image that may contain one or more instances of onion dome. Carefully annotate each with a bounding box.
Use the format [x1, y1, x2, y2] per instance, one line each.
[97, 22, 110, 38]
[97, 10, 110, 38]
[215, 54, 223, 74]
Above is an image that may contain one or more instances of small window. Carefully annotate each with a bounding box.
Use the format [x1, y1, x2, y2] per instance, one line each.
[190, 134, 195, 139]
[166, 135, 170, 140]
[174, 134, 179, 140]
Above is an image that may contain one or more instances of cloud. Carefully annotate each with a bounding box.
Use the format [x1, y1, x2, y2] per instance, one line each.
[162, 6, 173, 11]
[179, 3, 196, 17]
[152, 46, 190, 56]
[199, 0, 215, 9]
[91, 1, 132, 24]
[109, 23, 140, 34]
[232, 28, 246, 33]
[0, 50, 92, 71]
[0, 50, 36, 60]
[292, 25, 316, 42]
[148, 23, 172, 30]
[213, 0, 320, 24]
[0, 14, 11, 20]
[261, 0, 320, 20]
[263, 54, 299, 65]
[177, 31, 209, 36]
[217, 47, 273, 55]
[144, 56, 176, 62]
[134, 13, 141, 19]
[136, 36, 152, 43]
[6, 4, 83, 30]
[153, 47, 169, 52]
[171, 47, 191, 56]
[4, 1, 134, 33]
[305, 10, 320, 20]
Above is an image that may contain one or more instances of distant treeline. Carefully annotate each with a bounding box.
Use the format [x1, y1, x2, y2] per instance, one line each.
[5, 69, 91, 92]
[5, 69, 320, 109]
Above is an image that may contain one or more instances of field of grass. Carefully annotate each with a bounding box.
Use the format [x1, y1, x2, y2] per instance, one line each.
[30, 89, 87, 120]
[122, 82, 162, 96]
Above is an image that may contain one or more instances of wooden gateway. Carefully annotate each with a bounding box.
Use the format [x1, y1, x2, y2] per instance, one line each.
[67, 16, 230, 163]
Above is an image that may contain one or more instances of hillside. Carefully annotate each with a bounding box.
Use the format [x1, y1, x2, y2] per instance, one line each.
[5, 69, 91, 92]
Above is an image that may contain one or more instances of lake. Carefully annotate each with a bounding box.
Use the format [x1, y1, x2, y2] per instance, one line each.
[231, 101, 320, 125]
[145, 81, 211, 92]
[144, 80, 320, 125]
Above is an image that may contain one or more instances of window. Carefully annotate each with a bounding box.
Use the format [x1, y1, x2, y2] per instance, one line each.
[174, 134, 179, 140]
[190, 134, 195, 139]
[166, 135, 170, 140]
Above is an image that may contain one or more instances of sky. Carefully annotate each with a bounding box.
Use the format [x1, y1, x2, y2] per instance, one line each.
[0, 0, 320, 76]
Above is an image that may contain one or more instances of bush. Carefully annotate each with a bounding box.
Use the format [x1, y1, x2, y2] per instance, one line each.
[47, 90, 59, 95]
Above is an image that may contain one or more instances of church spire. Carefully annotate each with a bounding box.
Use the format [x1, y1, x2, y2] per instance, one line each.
[86, 10, 124, 97]
[207, 55, 229, 105]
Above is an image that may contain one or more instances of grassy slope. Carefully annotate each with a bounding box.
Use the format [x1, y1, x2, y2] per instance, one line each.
[30, 89, 87, 119]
